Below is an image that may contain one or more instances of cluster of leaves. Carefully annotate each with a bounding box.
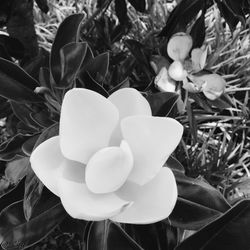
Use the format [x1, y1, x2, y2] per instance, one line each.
[0, 0, 249, 249]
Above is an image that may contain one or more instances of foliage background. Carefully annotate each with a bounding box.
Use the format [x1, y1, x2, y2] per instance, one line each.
[0, 0, 249, 249]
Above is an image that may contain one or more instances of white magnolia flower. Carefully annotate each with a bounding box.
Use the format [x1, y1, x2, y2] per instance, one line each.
[30, 88, 183, 224]
[154, 32, 226, 100]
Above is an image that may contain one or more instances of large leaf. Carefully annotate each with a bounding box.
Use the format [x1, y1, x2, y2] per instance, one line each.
[0, 198, 66, 250]
[190, 11, 206, 49]
[0, 134, 30, 161]
[5, 157, 29, 184]
[10, 101, 41, 130]
[128, 0, 146, 12]
[0, 178, 25, 213]
[216, 1, 240, 31]
[23, 123, 59, 220]
[0, 35, 25, 59]
[125, 39, 150, 69]
[87, 221, 143, 250]
[176, 199, 250, 250]
[169, 197, 222, 230]
[168, 171, 231, 230]
[0, 58, 43, 103]
[115, 0, 128, 25]
[84, 52, 110, 84]
[59, 42, 87, 88]
[175, 171, 230, 213]
[77, 73, 109, 97]
[124, 222, 177, 250]
[159, 0, 205, 38]
[146, 92, 179, 117]
[50, 13, 85, 85]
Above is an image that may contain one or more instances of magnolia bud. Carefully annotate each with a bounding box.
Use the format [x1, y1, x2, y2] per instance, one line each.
[168, 61, 187, 81]
[167, 32, 193, 61]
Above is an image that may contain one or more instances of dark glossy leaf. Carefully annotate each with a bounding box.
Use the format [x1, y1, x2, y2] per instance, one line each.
[0, 35, 25, 59]
[224, 0, 246, 24]
[166, 156, 185, 174]
[87, 221, 143, 250]
[80, 44, 94, 69]
[30, 111, 54, 128]
[190, 12, 206, 49]
[59, 42, 88, 88]
[168, 171, 231, 230]
[0, 98, 11, 119]
[33, 123, 59, 150]
[124, 222, 177, 250]
[0, 178, 25, 212]
[0, 58, 43, 103]
[23, 123, 59, 220]
[23, 49, 50, 81]
[0, 134, 30, 161]
[125, 39, 150, 69]
[39, 67, 52, 89]
[77, 73, 109, 97]
[216, 1, 240, 31]
[0, 44, 11, 61]
[169, 197, 222, 230]
[35, 0, 49, 13]
[10, 101, 40, 130]
[50, 14, 85, 85]
[60, 216, 88, 236]
[176, 199, 250, 250]
[5, 157, 29, 184]
[23, 166, 43, 221]
[22, 134, 40, 156]
[0, 178, 12, 200]
[115, 0, 128, 24]
[159, 0, 205, 38]
[110, 77, 130, 93]
[146, 92, 179, 117]
[175, 171, 231, 213]
[0, 199, 66, 250]
[128, 0, 146, 12]
[84, 52, 110, 84]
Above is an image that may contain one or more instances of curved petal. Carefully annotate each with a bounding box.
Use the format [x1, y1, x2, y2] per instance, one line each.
[108, 88, 152, 146]
[168, 61, 187, 81]
[199, 74, 226, 100]
[167, 32, 193, 61]
[86, 140, 134, 194]
[58, 160, 132, 221]
[121, 116, 183, 185]
[30, 136, 63, 196]
[191, 47, 207, 72]
[154, 67, 176, 93]
[60, 88, 119, 163]
[112, 167, 177, 224]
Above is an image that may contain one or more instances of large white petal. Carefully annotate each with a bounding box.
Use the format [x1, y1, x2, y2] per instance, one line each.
[108, 88, 152, 146]
[112, 167, 177, 224]
[86, 140, 133, 194]
[58, 160, 132, 221]
[60, 88, 119, 164]
[121, 116, 183, 185]
[30, 136, 63, 196]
